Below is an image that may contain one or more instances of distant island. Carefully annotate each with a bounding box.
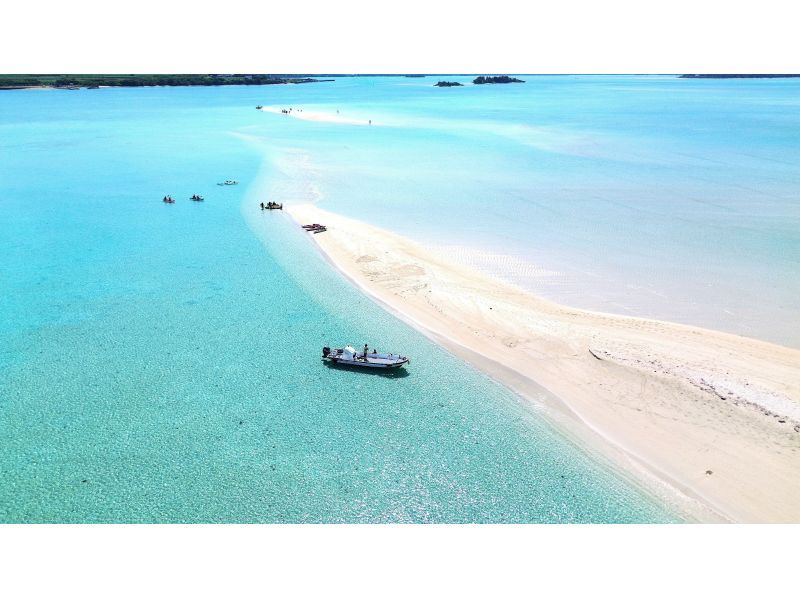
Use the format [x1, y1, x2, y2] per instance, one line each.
[680, 74, 800, 79]
[0, 74, 333, 90]
[434, 81, 463, 87]
[473, 75, 524, 85]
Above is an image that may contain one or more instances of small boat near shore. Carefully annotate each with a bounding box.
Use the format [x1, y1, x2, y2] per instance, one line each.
[217, 180, 239, 186]
[322, 346, 410, 369]
[261, 201, 282, 210]
[303, 223, 327, 233]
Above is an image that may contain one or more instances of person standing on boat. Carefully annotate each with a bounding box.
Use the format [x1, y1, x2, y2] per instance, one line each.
[364, 344, 368, 360]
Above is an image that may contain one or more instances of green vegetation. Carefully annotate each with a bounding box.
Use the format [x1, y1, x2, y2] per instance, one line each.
[473, 75, 524, 84]
[0, 74, 332, 89]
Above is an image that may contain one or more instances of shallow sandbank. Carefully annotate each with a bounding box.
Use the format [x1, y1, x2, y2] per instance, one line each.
[287, 203, 800, 523]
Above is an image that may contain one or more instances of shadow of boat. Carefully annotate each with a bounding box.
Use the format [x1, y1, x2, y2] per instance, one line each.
[321, 359, 411, 378]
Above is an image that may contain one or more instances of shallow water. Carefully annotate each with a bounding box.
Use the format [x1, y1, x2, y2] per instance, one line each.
[254, 75, 800, 347]
[0, 83, 679, 522]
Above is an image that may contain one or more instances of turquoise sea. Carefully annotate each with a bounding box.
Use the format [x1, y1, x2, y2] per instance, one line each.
[2, 76, 796, 523]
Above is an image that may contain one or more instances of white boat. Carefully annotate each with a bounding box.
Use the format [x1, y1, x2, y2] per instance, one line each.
[322, 345, 409, 369]
[217, 180, 239, 186]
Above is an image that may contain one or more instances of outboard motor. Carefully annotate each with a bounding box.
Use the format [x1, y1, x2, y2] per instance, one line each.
[322, 346, 331, 357]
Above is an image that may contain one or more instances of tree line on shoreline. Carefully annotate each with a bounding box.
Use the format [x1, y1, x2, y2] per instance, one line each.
[0, 74, 332, 89]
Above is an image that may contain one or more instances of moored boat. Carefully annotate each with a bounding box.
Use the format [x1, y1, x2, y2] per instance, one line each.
[322, 345, 410, 369]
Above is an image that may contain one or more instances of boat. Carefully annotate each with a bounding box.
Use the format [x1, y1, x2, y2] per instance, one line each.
[322, 346, 410, 369]
[256, 105, 263, 109]
[261, 201, 282, 210]
[303, 223, 325, 232]
[162, 195, 175, 204]
[217, 180, 239, 186]
[190, 194, 204, 201]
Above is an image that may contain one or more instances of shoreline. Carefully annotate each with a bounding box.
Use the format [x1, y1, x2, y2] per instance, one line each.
[311, 249, 716, 522]
[286, 202, 800, 523]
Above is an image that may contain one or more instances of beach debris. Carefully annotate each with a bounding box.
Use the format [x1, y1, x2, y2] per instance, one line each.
[588, 348, 604, 360]
[586, 345, 800, 427]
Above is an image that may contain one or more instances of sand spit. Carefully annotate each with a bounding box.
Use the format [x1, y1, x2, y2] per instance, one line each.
[287, 203, 800, 523]
[259, 106, 374, 126]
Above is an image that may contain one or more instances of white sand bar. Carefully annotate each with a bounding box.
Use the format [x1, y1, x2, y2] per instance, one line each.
[260, 106, 374, 126]
[287, 203, 800, 523]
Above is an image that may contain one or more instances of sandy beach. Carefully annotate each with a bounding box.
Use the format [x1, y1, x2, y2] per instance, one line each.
[259, 106, 374, 126]
[287, 203, 800, 523]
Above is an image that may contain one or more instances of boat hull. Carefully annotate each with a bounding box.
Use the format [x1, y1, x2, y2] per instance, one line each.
[323, 357, 408, 369]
